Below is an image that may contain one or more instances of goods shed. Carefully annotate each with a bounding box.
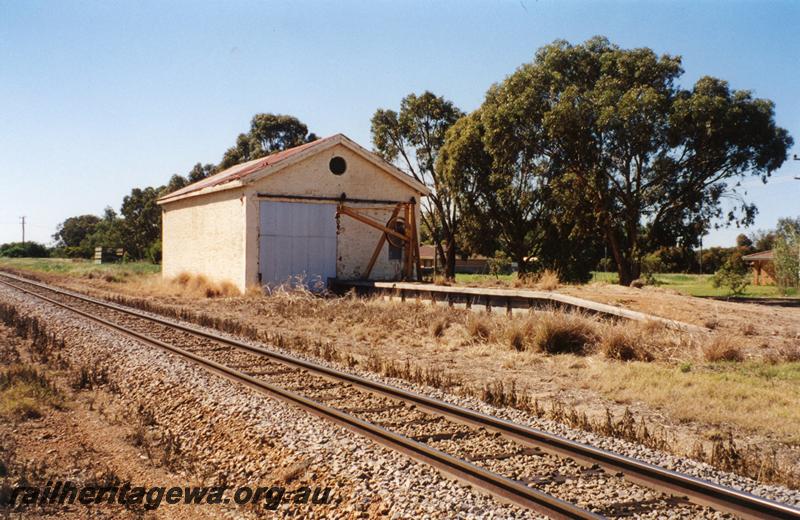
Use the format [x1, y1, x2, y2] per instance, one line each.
[157, 134, 429, 293]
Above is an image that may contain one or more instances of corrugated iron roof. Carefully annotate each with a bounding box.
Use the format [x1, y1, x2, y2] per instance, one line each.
[160, 135, 337, 201]
[158, 133, 429, 203]
[742, 250, 774, 261]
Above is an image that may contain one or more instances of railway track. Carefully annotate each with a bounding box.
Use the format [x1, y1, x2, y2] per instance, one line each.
[1, 272, 798, 520]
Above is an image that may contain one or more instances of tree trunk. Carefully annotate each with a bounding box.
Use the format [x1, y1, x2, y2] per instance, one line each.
[606, 228, 635, 286]
[443, 238, 456, 280]
[617, 261, 635, 286]
[434, 241, 446, 277]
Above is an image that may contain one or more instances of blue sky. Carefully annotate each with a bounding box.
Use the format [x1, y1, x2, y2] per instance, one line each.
[1, 0, 798, 247]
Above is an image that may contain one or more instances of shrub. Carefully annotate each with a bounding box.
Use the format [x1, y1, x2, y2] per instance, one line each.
[0, 241, 49, 258]
[641, 252, 665, 275]
[487, 252, 513, 278]
[147, 240, 162, 264]
[711, 251, 750, 296]
[773, 228, 799, 294]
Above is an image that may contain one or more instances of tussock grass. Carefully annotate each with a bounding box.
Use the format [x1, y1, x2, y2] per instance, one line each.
[531, 312, 597, 354]
[505, 319, 534, 351]
[703, 335, 745, 362]
[430, 317, 448, 338]
[536, 269, 560, 291]
[600, 328, 654, 362]
[465, 314, 492, 342]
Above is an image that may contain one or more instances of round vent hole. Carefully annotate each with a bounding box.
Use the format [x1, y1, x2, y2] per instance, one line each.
[329, 156, 347, 175]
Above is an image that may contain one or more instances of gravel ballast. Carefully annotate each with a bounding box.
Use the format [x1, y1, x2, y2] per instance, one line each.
[2, 280, 799, 517]
[0, 283, 547, 519]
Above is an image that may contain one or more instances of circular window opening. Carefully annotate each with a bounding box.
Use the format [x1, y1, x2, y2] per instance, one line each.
[329, 156, 347, 175]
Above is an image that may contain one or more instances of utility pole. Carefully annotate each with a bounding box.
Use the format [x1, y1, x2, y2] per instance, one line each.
[19, 216, 26, 244]
[793, 155, 799, 282]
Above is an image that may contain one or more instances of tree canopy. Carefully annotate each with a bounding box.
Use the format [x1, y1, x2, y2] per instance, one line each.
[441, 37, 792, 284]
[219, 113, 317, 169]
[53, 215, 101, 249]
[371, 92, 464, 277]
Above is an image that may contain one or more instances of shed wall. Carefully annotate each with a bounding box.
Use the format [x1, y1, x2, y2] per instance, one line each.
[161, 189, 246, 290]
[243, 143, 421, 286]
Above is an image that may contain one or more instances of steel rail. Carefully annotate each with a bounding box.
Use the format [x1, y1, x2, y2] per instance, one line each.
[2, 272, 799, 519]
[0, 275, 598, 520]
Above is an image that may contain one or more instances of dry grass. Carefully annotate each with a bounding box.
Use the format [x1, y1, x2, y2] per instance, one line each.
[465, 313, 492, 342]
[536, 269, 560, 291]
[740, 322, 757, 336]
[123, 272, 241, 298]
[430, 317, 449, 338]
[600, 328, 654, 362]
[531, 312, 597, 354]
[703, 335, 745, 362]
[244, 284, 265, 298]
[0, 365, 63, 420]
[587, 361, 800, 445]
[778, 345, 800, 362]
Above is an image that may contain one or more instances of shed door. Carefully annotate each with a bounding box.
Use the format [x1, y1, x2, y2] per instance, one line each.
[259, 201, 337, 289]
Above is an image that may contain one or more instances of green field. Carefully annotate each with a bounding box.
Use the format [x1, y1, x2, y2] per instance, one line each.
[0, 257, 160, 279]
[592, 271, 798, 298]
[456, 271, 798, 299]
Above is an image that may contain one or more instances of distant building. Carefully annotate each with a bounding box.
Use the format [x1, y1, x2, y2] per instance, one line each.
[157, 134, 429, 293]
[742, 250, 775, 286]
[418, 245, 495, 275]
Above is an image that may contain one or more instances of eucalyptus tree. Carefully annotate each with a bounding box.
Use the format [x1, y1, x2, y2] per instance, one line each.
[444, 37, 792, 285]
[219, 113, 318, 169]
[371, 92, 464, 278]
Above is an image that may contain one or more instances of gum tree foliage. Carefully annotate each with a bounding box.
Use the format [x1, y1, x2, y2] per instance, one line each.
[219, 113, 318, 169]
[85, 208, 124, 249]
[119, 187, 163, 260]
[371, 92, 464, 278]
[439, 111, 601, 279]
[161, 163, 217, 197]
[443, 37, 792, 285]
[52, 215, 101, 257]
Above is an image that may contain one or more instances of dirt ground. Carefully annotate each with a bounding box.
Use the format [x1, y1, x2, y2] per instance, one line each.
[0, 323, 224, 519]
[559, 282, 800, 350]
[5, 269, 800, 490]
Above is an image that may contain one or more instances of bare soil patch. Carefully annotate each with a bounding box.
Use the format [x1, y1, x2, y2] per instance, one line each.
[559, 282, 800, 351]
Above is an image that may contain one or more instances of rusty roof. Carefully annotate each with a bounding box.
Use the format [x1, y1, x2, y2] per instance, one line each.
[158, 133, 429, 204]
[160, 136, 337, 202]
[742, 250, 774, 261]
